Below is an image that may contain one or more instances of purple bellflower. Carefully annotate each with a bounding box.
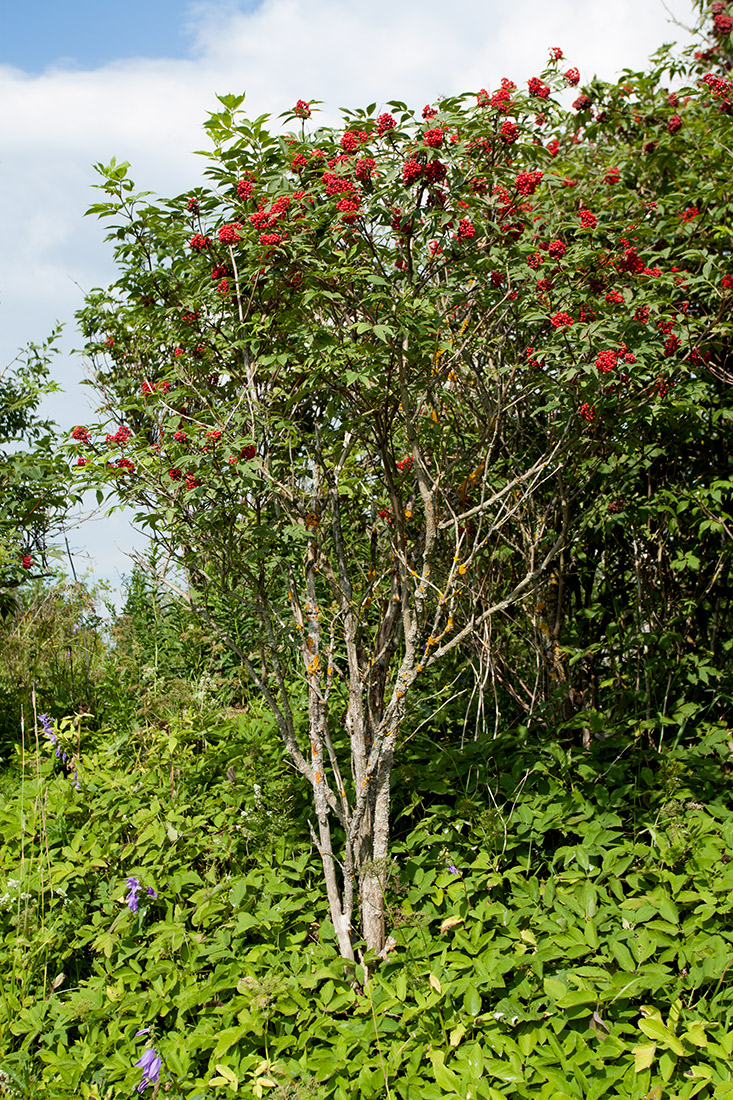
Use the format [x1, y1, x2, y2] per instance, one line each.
[134, 1047, 162, 1093]
[39, 713, 57, 746]
[126, 877, 141, 914]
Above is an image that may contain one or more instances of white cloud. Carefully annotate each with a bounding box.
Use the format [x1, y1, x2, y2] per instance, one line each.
[0, 0, 699, 589]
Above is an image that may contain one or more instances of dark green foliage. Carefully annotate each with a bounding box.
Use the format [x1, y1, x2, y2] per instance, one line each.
[0, 329, 75, 604]
[1, 713, 732, 1098]
[100, 559, 247, 730]
[0, 579, 107, 756]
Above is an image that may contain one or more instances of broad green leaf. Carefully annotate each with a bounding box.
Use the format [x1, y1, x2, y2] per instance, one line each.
[633, 1043, 657, 1072]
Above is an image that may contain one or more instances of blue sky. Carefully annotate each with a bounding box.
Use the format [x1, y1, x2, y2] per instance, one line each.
[1, 0, 260, 71]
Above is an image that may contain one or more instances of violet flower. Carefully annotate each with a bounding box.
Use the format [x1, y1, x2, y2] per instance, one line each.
[126, 876, 141, 914]
[39, 713, 57, 746]
[448, 864, 459, 875]
[125, 877, 158, 913]
[134, 1047, 162, 1093]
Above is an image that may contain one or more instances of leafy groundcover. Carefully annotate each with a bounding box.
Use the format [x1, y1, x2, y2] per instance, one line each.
[1, 714, 732, 1099]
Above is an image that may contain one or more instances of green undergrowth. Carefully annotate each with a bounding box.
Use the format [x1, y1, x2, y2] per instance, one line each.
[1, 712, 732, 1100]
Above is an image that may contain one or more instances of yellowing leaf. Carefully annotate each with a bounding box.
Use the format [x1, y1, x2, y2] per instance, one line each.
[429, 973, 442, 994]
[634, 1042, 657, 1072]
[440, 915, 464, 933]
[450, 1023, 466, 1047]
[683, 1021, 708, 1047]
[213, 1064, 238, 1090]
[639, 1017, 686, 1056]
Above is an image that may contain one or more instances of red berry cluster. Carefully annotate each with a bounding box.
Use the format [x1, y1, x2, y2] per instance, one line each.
[713, 11, 733, 36]
[402, 159, 423, 185]
[294, 100, 311, 119]
[71, 425, 91, 443]
[218, 223, 242, 244]
[564, 67, 580, 86]
[423, 161, 446, 185]
[455, 218, 476, 239]
[702, 72, 732, 101]
[490, 79, 516, 112]
[423, 127, 444, 148]
[551, 312, 573, 328]
[105, 426, 133, 446]
[237, 177, 255, 201]
[189, 234, 210, 251]
[500, 120, 519, 144]
[355, 157, 376, 181]
[341, 130, 368, 152]
[547, 239, 566, 259]
[142, 380, 171, 395]
[515, 170, 543, 196]
[579, 209, 597, 228]
[667, 114, 683, 134]
[527, 77, 550, 99]
[322, 172, 356, 197]
[337, 196, 362, 222]
[376, 113, 396, 134]
[596, 349, 618, 373]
